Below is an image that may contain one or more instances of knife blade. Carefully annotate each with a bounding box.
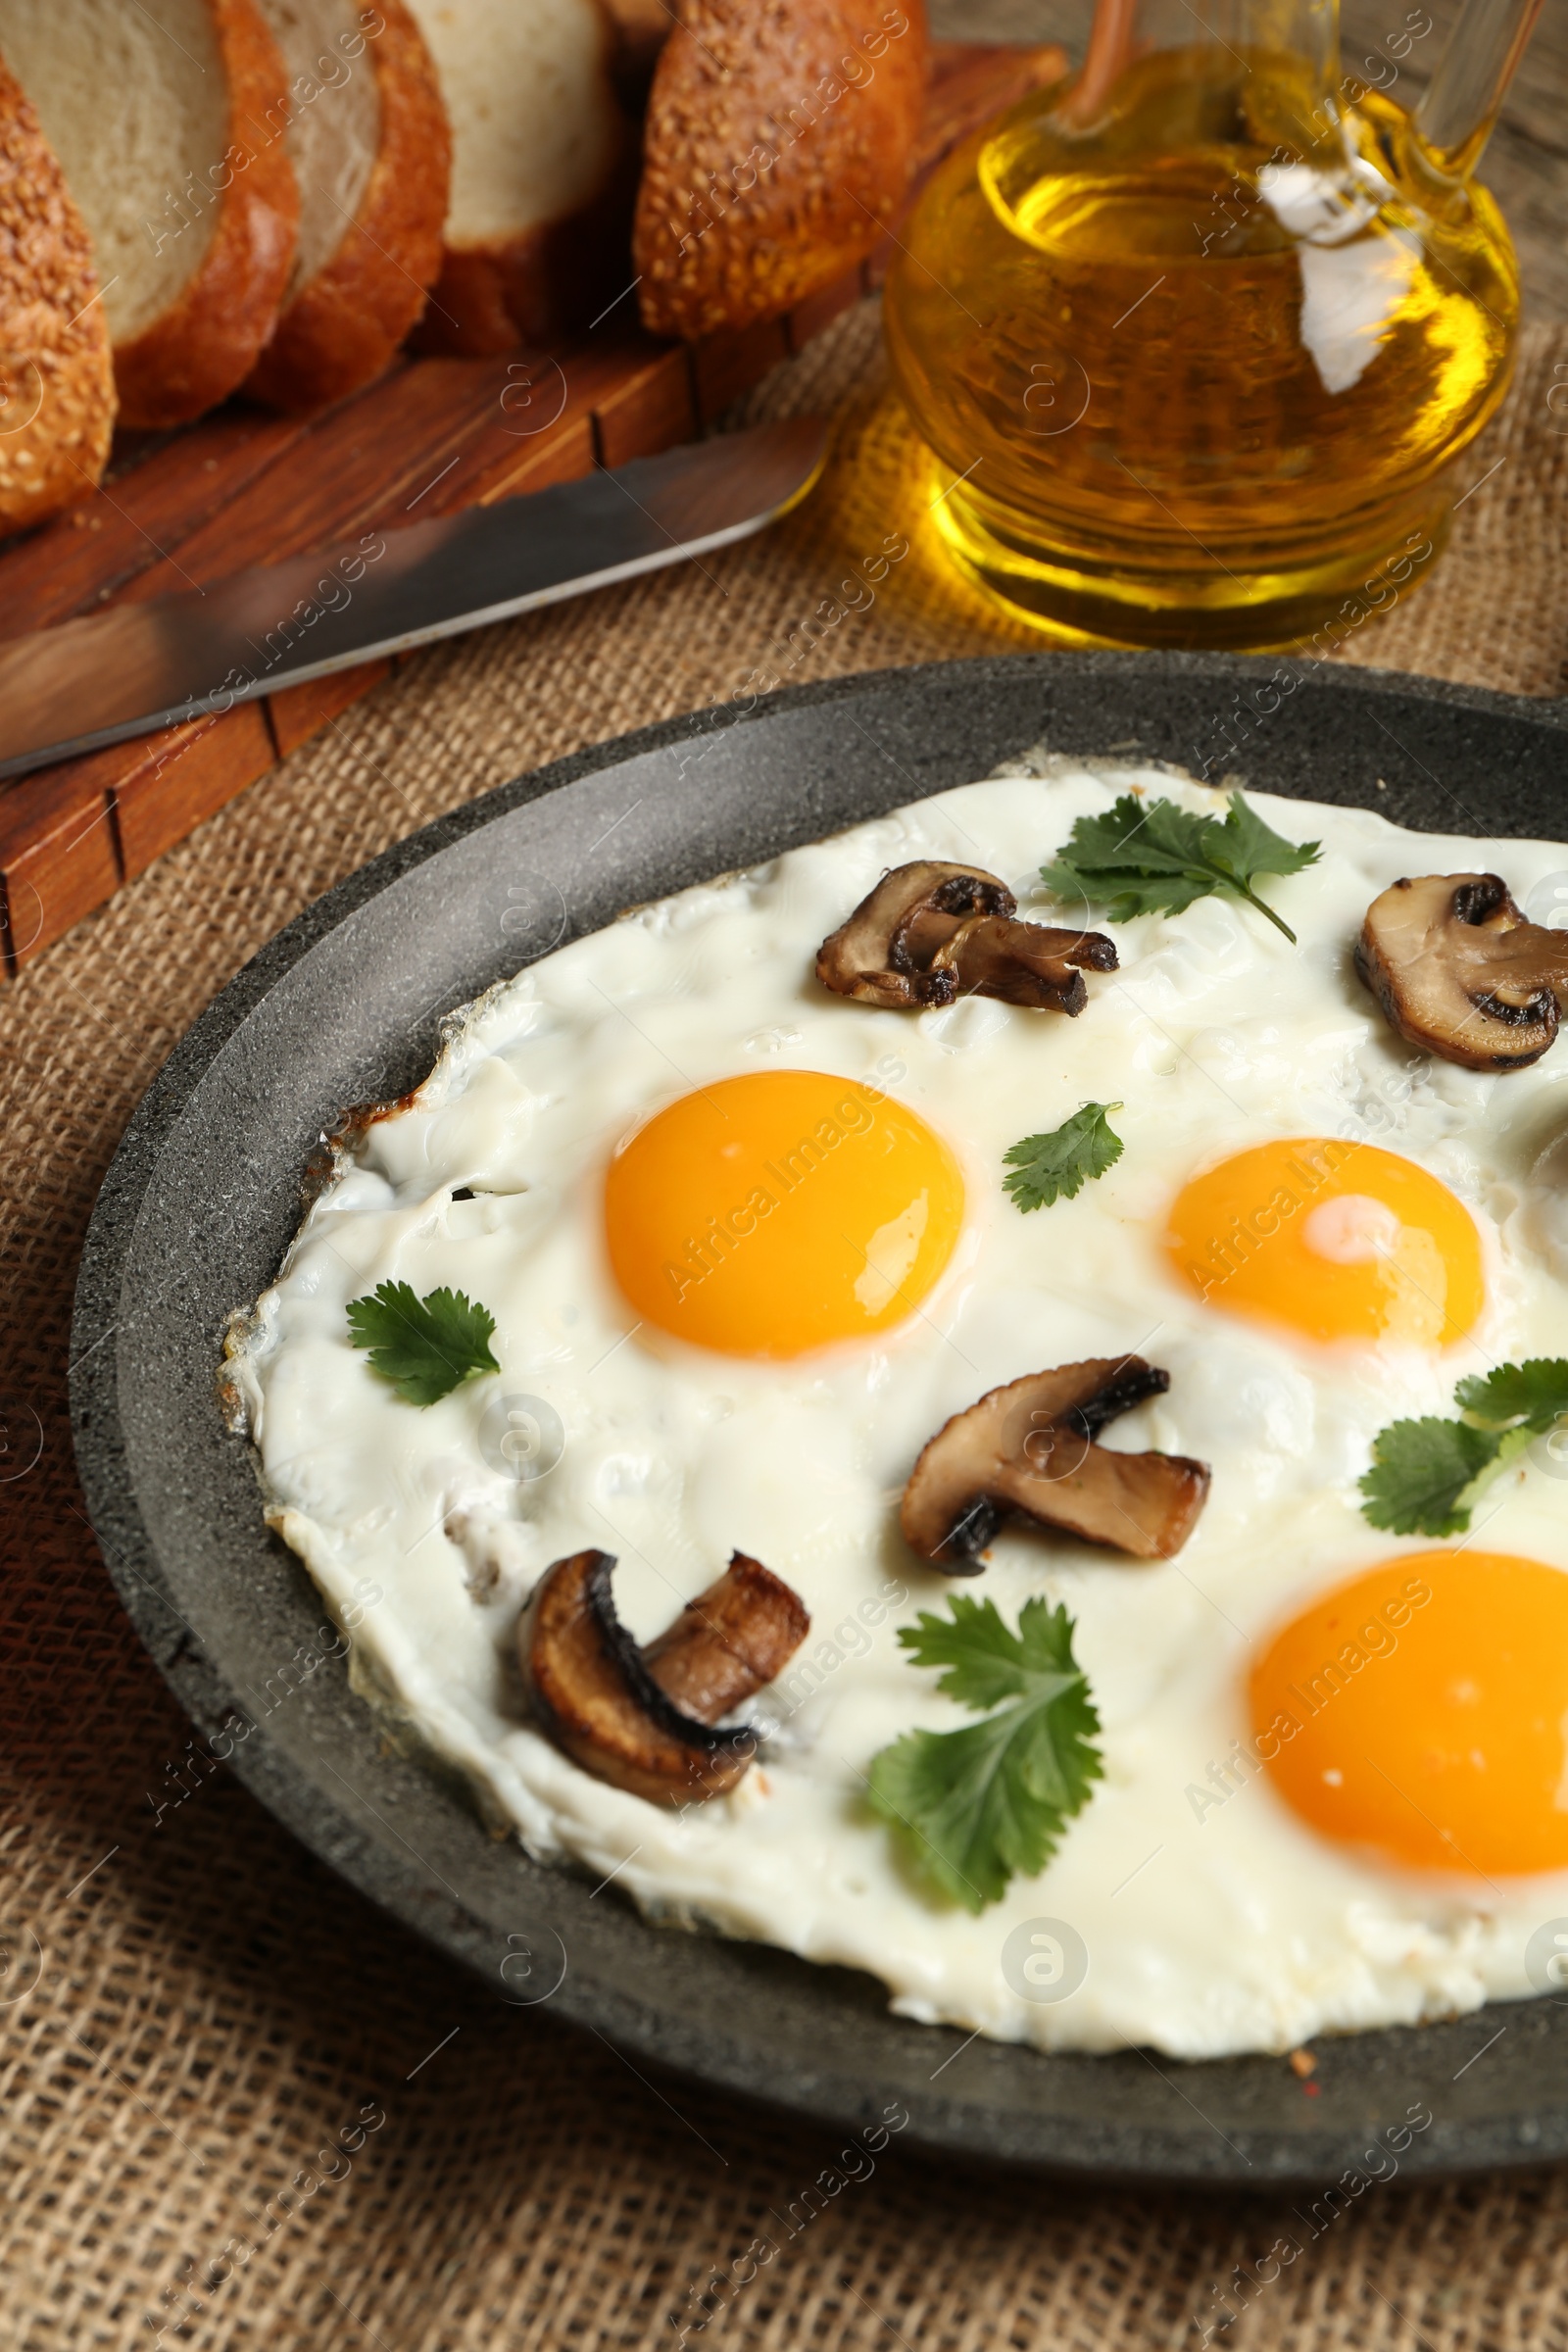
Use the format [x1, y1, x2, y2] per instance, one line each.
[0, 417, 828, 781]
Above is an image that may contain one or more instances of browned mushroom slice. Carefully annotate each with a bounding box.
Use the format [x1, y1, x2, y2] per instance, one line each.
[643, 1552, 810, 1721]
[901, 1359, 1210, 1572]
[932, 913, 1118, 1014]
[816, 861, 1011, 1008]
[519, 1548, 809, 1805]
[1356, 873, 1568, 1072]
[815, 860, 1116, 1012]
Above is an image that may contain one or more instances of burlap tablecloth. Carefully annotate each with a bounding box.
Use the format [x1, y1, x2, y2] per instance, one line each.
[8, 298, 1568, 2352]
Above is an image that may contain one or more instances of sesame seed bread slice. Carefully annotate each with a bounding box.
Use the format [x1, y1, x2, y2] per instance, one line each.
[635, 0, 929, 342]
[246, 0, 450, 410]
[0, 0, 300, 429]
[406, 0, 632, 354]
[0, 56, 114, 531]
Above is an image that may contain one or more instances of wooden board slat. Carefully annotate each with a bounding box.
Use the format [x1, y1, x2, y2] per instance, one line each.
[593, 344, 697, 469]
[0, 405, 318, 640]
[0, 759, 122, 971]
[0, 42, 1064, 979]
[112, 708, 278, 888]
[119, 357, 539, 600]
[270, 662, 396, 761]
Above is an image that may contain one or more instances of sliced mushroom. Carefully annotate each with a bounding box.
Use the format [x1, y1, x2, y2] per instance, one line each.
[900, 1359, 1210, 1571]
[642, 1552, 809, 1720]
[816, 860, 1117, 1013]
[1356, 873, 1568, 1072]
[519, 1548, 809, 1805]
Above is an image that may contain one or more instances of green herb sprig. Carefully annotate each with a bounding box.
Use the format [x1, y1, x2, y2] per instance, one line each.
[346, 1280, 500, 1406]
[1360, 1359, 1568, 1537]
[867, 1595, 1102, 1913]
[1041, 790, 1321, 943]
[1004, 1102, 1123, 1213]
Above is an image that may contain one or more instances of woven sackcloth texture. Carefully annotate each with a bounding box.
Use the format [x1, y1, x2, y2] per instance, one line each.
[6, 297, 1568, 2352]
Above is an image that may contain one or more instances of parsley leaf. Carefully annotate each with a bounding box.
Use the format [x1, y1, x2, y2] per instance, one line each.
[1004, 1101, 1124, 1212]
[1358, 1416, 1504, 1539]
[867, 1595, 1102, 1913]
[1453, 1359, 1568, 1433]
[1359, 1356, 1568, 1535]
[1040, 790, 1321, 944]
[347, 1280, 500, 1406]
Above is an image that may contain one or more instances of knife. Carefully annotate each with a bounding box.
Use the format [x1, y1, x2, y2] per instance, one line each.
[0, 417, 828, 781]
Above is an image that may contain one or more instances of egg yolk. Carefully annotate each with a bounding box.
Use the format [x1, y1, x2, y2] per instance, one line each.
[1250, 1551, 1568, 1875]
[1164, 1137, 1483, 1348]
[604, 1069, 965, 1358]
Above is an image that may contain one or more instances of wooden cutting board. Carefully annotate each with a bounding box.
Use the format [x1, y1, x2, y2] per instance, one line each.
[0, 40, 1062, 981]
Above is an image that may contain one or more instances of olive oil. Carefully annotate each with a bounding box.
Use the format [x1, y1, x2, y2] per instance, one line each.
[884, 51, 1517, 648]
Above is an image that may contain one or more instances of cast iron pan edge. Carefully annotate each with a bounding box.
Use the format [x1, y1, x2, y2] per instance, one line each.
[72, 653, 1568, 2188]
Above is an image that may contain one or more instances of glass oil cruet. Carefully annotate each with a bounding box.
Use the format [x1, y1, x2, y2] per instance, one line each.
[883, 0, 1543, 647]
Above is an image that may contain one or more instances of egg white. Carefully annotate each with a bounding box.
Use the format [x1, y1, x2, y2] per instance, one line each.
[226, 758, 1568, 2059]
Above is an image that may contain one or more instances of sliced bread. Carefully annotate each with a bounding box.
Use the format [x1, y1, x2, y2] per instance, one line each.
[0, 0, 300, 429]
[635, 0, 929, 342]
[406, 0, 632, 353]
[0, 57, 114, 531]
[246, 0, 450, 410]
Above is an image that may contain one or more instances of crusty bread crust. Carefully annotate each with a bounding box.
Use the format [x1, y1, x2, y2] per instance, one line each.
[246, 0, 450, 411]
[410, 0, 633, 357]
[413, 140, 635, 355]
[635, 0, 928, 342]
[0, 62, 114, 532]
[113, 0, 301, 430]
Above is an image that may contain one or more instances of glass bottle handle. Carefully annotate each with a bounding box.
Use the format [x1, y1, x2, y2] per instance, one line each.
[1064, 0, 1138, 122]
[1413, 0, 1543, 181]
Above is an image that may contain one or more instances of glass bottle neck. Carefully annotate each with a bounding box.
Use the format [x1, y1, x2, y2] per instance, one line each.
[1412, 0, 1542, 183]
[1070, 0, 1541, 191]
[1069, 0, 1339, 125]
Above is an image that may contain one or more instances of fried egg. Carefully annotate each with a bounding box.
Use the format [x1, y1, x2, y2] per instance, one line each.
[226, 757, 1568, 2059]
